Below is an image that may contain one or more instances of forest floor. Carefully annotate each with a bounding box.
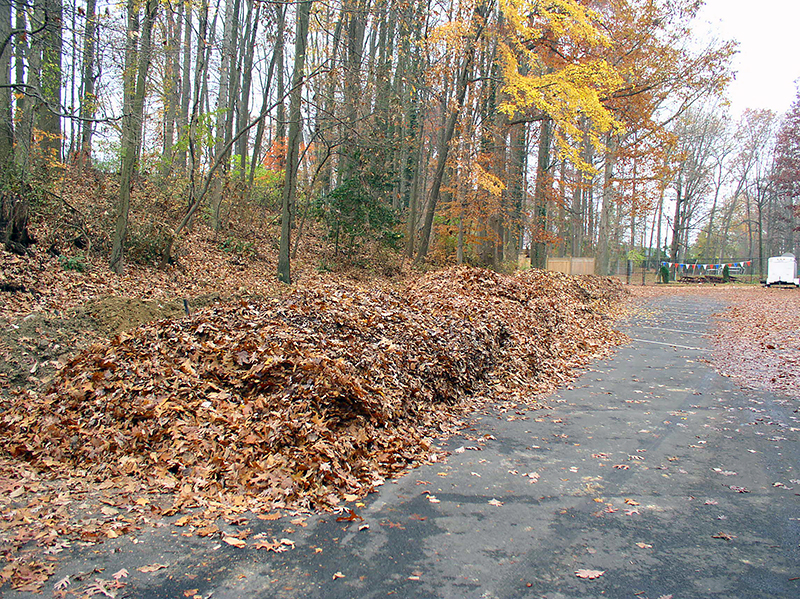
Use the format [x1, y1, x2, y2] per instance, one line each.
[1, 234, 799, 595]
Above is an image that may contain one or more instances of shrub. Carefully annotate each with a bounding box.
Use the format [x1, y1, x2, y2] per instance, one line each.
[658, 265, 670, 284]
[59, 253, 88, 273]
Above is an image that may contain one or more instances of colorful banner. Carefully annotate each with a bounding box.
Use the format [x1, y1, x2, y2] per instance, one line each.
[660, 260, 753, 269]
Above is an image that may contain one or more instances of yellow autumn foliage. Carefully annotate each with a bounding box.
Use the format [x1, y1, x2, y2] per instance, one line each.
[498, 0, 625, 170]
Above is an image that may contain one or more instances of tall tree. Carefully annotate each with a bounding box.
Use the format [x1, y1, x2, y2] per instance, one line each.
[773, 90, 800, 257]
[77, 0, 98, 171]
[278, 0, 313, 284]
[36, 0, 63, 165]
[110, 0, 159, 274]
[415, 0, 492, 263]
[0, 0, 13, 165]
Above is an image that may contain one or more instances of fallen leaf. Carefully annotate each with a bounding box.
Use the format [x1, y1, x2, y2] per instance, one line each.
[635, 542, 653, 549]
[84, 578, 116, 597]
[137, 563, 169, 573]
[223, 536, 247, 548]
[53, 576, 70, 590]
[254, 538, 295, 552]
[258, 513, 282, 521]
[332, 571, 345, 580]
[488, 498, 504, 507]
[575, 569, 605, 579]
[335, 509, 363, 522]
[184, 590, 199, 598]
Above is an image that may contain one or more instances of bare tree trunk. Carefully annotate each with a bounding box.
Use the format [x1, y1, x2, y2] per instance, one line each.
[669, 178, 683, 280]
[161, 1, 182, 178]
[530, 117, 552, 268]
[36, 0, 63, 166]
[14, 6, 33, 171]
[415, 4, 488, 264]
[237, 0, 260, 181]
[275, 6, 286, 143]
[249, 2, 282, 187]
[278, 0, 313, 284]
[175, 2, 192, 171]
[0, 0, 13, 165]
[596, 135, 617, 275]
[209, 0, 241, 231]
[77, 0, 97, 170]
[110, 0, 158, 274]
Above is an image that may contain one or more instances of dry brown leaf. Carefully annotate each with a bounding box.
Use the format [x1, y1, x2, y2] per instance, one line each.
[575, 569, 605, 579]
[137, 563, 169, 573]
[258, 513, 282, 521]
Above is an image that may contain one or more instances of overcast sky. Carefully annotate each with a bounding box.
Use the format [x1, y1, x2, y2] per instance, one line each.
[698, 0, 800, 117]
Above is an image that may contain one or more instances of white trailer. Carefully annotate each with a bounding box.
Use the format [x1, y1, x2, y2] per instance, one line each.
[765, 254, 800, 287]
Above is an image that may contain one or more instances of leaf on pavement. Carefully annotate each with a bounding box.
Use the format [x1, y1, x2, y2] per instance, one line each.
[137, 563, 169, 573]
[335, 509, 363, 522]
[575, 569, 605, 579]
[53, 576, 71, 590]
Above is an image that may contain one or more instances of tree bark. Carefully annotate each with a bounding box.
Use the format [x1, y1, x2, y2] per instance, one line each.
[0, 0, 13, 165]
[35, 0, 62, 165]
[278, 0, 313, 284]
[14, 6, 34, 171]
[237, 0, 260, 180]
[596, 135, 617, 275]
[110, 0, 158, 274]
[175, 2, 192, 171]
[161, 1, 182, 178]
[76, 0, 97, 170]
[209, 0, 241, 231]
[530, 117, 552, 269]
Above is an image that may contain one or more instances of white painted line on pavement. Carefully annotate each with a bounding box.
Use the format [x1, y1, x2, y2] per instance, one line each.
[638, 325, 706, 336]
[631, 338, 705, 351]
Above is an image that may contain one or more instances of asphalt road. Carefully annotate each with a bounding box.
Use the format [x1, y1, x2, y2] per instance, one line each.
[11, 294, 800, 598]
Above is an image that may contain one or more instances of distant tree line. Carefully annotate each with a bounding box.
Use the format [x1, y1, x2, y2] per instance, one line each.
[0, 0, 796, 279]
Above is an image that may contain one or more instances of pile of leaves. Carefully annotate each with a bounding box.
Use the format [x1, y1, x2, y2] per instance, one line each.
[1, 267, 627, 511]
[409, 268, 628, 398]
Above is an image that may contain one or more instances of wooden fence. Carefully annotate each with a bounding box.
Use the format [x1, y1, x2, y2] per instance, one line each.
[545, 257, 595, 275]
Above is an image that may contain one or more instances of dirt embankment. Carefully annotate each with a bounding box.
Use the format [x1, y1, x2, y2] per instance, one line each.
[0, 294, 221, 393]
